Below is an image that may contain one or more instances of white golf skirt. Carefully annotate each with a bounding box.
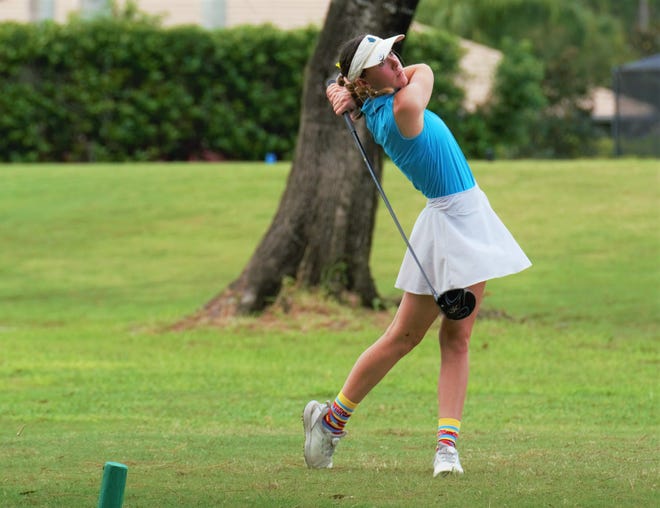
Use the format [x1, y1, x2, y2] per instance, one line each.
[395, 185, 532, 295]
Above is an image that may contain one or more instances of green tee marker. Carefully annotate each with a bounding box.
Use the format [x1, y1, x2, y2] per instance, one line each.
[97, 462, 128, 508]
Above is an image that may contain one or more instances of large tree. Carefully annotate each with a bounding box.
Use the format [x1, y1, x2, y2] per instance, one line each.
[180, 0, 420, 326]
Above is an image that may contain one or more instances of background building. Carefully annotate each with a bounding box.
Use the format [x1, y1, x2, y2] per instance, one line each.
[0, 0, 332, 28]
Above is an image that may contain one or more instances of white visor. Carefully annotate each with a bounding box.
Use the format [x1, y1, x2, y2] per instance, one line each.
[347, 34, 405, 81]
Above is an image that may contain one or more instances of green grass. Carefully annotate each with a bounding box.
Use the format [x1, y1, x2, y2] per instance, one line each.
[0, 160, 658, 507]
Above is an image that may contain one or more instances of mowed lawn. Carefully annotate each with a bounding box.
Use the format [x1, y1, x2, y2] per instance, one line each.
[0, 159, 657, 507]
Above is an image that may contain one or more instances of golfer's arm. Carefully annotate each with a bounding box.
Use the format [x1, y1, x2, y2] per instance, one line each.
[394, 64, 434, 137]
[400, 64, 433, 110]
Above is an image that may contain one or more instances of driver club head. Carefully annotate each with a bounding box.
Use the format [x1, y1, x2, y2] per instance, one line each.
[436, 288, 476, 320]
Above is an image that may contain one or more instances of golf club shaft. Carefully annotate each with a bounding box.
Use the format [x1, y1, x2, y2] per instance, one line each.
[341, 112, 440, 302]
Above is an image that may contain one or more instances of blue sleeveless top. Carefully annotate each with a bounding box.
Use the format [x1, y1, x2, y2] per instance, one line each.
[361, 94, 475, 198]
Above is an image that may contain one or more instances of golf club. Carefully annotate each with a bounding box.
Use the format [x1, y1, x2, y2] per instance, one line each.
[326, 79, 476, 320]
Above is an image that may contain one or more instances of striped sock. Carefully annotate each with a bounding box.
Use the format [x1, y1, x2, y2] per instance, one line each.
[437, 418, 461, 449]
[322, 392, 358, 435]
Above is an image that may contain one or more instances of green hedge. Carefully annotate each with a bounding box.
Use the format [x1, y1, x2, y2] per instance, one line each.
[0, 18, 471, 162]
[0, 20, 315, 162]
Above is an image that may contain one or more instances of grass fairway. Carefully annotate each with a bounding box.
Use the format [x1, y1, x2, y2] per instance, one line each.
[0, 159, 657, 507]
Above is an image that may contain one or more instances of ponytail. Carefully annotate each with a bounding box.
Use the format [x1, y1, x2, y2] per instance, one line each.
[335, 74, 394, 119]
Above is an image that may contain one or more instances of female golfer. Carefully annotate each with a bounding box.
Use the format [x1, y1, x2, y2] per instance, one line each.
[303, 34, 531, 477]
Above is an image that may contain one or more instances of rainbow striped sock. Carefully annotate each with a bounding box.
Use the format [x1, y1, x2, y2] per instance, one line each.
[322, 392, 357, 435]
[437, 418, 461, 448]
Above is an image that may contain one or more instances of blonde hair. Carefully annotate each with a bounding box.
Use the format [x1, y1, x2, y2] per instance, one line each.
[337, 75, 393, 106]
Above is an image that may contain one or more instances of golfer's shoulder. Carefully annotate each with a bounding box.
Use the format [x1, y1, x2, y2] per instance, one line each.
[392, 65, 433, 137]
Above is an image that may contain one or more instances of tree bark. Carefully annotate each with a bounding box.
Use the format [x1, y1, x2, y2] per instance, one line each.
[184, 0, 419, 324]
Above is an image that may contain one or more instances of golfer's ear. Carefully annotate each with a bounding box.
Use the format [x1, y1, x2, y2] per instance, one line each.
[354, 76, 369, 88]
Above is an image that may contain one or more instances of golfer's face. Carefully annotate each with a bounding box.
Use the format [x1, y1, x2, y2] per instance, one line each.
[363, 52, 407, 90]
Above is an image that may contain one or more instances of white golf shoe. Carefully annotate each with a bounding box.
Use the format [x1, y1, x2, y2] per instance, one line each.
[303, 400, 344, 469]
[433, 443, 464, 477]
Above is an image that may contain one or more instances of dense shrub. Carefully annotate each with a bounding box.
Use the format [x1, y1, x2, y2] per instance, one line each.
[0, 19, 317, 161]
[0, 18, 467, 162]
[484, 38, 547, 158]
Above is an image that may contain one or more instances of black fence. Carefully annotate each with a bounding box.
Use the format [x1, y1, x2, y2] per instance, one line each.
[613, 54, 660, 157]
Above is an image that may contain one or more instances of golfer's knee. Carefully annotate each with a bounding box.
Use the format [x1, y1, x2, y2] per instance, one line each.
[440, 330, 471, 355]
[389, 329, 425, 357]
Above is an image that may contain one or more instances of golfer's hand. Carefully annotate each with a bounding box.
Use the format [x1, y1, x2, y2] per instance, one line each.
[326, 83, 357, 118]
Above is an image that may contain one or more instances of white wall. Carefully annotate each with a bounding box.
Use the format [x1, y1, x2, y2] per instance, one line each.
[0, 0, 331, 28]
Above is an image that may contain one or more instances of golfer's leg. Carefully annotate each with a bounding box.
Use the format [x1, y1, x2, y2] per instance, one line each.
[341, 292, 440, 403]
[438, 281, 486, 419]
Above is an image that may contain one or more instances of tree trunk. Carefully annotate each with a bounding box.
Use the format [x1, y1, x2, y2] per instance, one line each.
[184, 0, 419, 324]
[637, 0, 650, 31]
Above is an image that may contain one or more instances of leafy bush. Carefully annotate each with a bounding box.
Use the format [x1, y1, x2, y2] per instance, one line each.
[0, 18, 317, 162]
[0, 16, 510, 162]
[484, 38, 547, 158]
